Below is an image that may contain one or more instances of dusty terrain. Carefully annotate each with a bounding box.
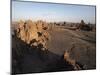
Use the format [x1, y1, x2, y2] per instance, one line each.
[47, 26, 96, 69]
[12, 20, 96, 74]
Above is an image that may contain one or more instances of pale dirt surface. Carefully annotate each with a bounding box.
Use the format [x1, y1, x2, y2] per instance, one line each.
[47, 27, 96, 69]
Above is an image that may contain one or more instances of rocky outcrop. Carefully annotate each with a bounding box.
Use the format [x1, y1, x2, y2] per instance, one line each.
[63, 51, 82, 70]
[15, 20, 49, 50]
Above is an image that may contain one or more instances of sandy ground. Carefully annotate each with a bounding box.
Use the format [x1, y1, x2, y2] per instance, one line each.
[12, 26, 96, 74]
[47, 27, 96, 69]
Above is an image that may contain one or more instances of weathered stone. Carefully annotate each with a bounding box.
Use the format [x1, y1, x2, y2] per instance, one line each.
[15, 20, 50, 50]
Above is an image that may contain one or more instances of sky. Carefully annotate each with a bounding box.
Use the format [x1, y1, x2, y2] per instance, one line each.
[12, 1, 96, 24]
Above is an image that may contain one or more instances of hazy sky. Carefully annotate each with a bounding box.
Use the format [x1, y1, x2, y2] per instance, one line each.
[12, 1, 96, 24]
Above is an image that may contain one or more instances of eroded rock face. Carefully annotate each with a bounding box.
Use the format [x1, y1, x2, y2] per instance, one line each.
[63, 51, 82, 70]
[15, 20, 49, 50]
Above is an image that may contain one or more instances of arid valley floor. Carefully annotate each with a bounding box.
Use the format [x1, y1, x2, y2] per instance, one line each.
[12, 20, 96, 74]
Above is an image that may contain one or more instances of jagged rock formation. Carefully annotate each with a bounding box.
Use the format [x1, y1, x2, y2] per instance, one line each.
[64, 51, 82, 70]
[15, 20, 49, 50]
